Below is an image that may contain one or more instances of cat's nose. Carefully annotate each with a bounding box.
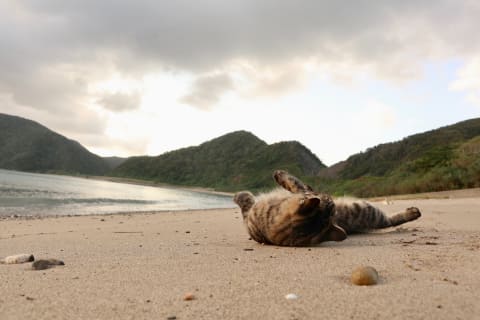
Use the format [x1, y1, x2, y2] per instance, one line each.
[273, 170, 286, 178]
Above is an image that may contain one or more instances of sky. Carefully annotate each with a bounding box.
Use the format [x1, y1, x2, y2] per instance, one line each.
[1, 1, 480, 166]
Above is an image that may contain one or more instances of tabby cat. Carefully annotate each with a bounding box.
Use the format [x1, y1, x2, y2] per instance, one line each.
[233, 170, 421, 246]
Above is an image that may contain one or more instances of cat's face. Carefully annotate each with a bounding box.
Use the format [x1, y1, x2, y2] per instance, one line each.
[290, 194, 346, 243]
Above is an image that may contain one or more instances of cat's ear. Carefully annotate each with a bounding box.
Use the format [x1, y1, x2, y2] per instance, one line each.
[298, 197, 320, 215]
[323, 224, 347, 242]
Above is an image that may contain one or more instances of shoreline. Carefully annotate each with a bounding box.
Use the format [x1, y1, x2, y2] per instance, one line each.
[85, 174, 480, 201]
[4, 168, 480, 200]
[83, 174, 480, 200]
[4, 170, 480, 222]
[0, 207, 231, 221]
[82, 174, 235, 197]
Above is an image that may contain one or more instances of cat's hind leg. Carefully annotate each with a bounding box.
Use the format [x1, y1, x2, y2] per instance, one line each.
[334, 202, 421, 233]
[273, 170, 313, 193]
[388, 207, 422, 227]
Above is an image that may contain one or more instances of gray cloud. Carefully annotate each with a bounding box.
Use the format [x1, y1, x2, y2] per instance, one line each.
[97, 91, 141, 112]
[1, 100, 107, 136]
[179, 73, 233, 110]
[76, 133, 150, 157]
[1, 1, 480, 133]
[5, 1, 480, 73]
[16, 1, 478, 69]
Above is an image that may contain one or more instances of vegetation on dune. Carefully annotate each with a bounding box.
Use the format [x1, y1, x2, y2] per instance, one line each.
[316, 119, 480, 197]
[337, 118, 480, 180]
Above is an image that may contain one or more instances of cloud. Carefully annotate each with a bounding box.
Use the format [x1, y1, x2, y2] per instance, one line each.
[233, 61, 310, 98]
[361, 100, 397, 129]
[2, 1, 480, 151]
[179, 72, 234, 110]
[449, 57, 480, 106]
[179, 61, 311, 109]
[4, 1, 480, 84]
[80, 134, 150, 157]
[97, 91, 141, 112]
[1, 99, 107, 136]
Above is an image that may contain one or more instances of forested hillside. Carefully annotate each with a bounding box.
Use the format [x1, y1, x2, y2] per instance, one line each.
[0, 113, 109, 175]
[316, 118, 480, 197]
[111, 131, 325, 191]
[3, 112, 479, 197]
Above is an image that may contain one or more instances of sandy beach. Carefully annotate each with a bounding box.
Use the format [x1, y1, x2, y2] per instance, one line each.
[1, 196, 480, 320]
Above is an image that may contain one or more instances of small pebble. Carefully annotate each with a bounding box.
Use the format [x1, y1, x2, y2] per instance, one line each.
[183, 292, 195, 301]
[285, 293, 298, 300]
[1, 254, 35, 264]
[32, 259, 65, 271]
[351, 266, 379, 286]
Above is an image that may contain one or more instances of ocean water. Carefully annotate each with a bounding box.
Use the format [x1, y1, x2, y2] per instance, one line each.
[0, 169, 235, 217]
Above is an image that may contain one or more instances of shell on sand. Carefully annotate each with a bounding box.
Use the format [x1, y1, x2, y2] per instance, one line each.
[285, 293, 299, 300]
[1, 254, 35, 264]
[351, 266, 379, 286]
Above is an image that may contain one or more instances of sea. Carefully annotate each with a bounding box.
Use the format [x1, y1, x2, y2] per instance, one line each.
[0, 169, 235, 217]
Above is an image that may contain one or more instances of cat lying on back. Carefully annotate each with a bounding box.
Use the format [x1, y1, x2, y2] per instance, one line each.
[233, 170, 421, 246]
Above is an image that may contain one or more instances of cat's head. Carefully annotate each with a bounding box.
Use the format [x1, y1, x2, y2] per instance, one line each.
[294, 194, 347, 243]
[233, 191, 255, 218]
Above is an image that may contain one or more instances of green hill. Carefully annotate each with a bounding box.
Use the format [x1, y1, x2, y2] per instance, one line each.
[317, 118, 480, 197]
[0, 113, 109, 175]
[110, 131, 326, 191]
[3, 112, 479, 197]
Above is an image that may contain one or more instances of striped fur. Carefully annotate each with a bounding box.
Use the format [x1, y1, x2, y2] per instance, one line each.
[334, 198, 421, 234]
[234, 189, 347, 246]
[233, 170, 421, 246]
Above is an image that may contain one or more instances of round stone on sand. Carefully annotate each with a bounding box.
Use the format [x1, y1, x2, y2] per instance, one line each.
[351, 266, 379, 286]
[183, 292, 195, 301]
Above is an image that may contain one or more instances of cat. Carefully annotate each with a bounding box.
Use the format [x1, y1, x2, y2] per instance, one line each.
[233, 170, 421, 246]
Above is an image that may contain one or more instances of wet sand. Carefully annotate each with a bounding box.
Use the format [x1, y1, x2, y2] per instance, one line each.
[1, 196, 479, 319]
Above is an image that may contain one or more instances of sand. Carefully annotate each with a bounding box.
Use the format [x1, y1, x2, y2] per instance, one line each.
[1, 197, 480, 320]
